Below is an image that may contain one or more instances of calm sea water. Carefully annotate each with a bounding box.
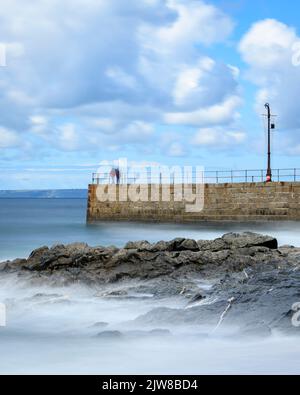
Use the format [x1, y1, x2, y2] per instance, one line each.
[1, 198, 300, 261]
[1, 198, 300, 374]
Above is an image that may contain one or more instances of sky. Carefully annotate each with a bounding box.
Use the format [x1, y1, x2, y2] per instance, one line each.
[1, 0, 300, 189]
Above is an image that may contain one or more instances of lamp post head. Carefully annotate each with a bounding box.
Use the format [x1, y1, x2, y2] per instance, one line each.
[265, 103, 271, 117]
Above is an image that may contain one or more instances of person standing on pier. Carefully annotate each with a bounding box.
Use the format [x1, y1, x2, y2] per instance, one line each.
[110, 168, 116, 184]
[115, 168, 120, 184]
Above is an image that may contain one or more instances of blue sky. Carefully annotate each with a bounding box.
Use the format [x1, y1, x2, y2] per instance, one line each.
[1, 0, 300, 189]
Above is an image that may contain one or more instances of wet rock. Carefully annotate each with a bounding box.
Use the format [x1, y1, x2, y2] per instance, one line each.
[28, 246, 50, 261]
[175, 239, 200, 252]
[149, 329, 171, 336]
[125, 330, 150, 338]
[2, 232, 300, 335]
[124, 241, 150, 250]
[97, 330, 123, 339]
[147, 241, 170, 252]
[0, 258, 28, 272]
[168, 238, 199, 252]
[32, 293, 63, 299]
[125, 329, 171, 338]
[134, 307, 187, 326]
[0, 232, 283, 284]
[222, 232, 278, 250]
[197, 238, 228, 252]
[100, 290, 129, 298]
[186, 293, 206, 307]
[90, 322, 109, 329]
[240, 323, 272, 339]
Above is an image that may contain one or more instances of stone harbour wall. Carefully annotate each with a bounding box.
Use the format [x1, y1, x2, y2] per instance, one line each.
[87, 182, 300, 222]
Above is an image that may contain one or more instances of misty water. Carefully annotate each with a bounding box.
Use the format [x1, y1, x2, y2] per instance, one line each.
[1, 199, 300, 374]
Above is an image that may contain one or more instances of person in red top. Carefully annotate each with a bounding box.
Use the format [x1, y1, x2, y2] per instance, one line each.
[110, 168, 116, 184]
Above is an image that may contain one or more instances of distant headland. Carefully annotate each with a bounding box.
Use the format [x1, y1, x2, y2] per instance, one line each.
[0, 189, 88, 199]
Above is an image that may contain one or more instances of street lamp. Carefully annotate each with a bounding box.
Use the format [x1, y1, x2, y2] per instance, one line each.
[265, 103, 275, 183]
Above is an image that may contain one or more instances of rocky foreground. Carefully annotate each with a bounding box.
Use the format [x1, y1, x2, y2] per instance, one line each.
[1, 232, 300, 336]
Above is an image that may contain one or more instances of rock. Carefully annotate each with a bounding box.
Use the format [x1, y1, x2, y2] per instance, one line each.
[186, 293, 206, 307]
[124, 241, 150, 250]
[101, 290, 129, 298]
[32, 293, 62, 299]
[222, 232, 278, 250]
[0, 258, 27, 272]
[125, 329, 171, 338]
[124, 330, 150, 338]
[197, 238, 228, 252]
[90, 322, 109, 329]
[167, 238, 185, 251]
[62, 242, 90, 253]
[1, 232, 300, 335]
[167, 238, 199, 252]
[28, 246, 50, 260]
[134, 307, 186, 326]
[148, 241, 170, 252]
[178, 239, 200, 252]
[240, 323, 272, 339]
[0, 232, 284, 284]
[96, 330, 123, 339]
[149, 329, 171, 336]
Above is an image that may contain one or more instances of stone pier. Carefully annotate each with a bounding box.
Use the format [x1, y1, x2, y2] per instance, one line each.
[87, 182, 300, 222]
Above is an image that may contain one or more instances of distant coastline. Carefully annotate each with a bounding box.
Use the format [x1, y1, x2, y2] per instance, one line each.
[0, 189, 88, 199]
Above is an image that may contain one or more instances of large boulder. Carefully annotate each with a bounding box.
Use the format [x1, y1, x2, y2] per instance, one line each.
[167, 238, 200, 252]
[221, 232, 278, 250]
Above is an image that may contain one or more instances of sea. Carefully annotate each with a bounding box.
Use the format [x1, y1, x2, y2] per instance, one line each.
[0, 198, 300, 374]
[2, 198, 300, 262]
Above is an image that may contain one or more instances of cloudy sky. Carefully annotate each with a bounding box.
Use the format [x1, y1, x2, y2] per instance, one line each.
[0, 0, 300, 189]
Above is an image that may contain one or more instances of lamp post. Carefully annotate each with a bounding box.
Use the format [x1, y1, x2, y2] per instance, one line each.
[265, 103, 275, 183]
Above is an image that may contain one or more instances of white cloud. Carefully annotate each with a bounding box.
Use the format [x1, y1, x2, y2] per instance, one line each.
[137, 0, 236, 108]
[143, 0, 234, 54]
[239, 19, 296, 68]
[121, 121, 154, 143]
[30, 115, 48, 135]
[0, 127, 20, 148]
[166, 141, 186, 157]
[31, 118, 155, 152]
[193, 127, 246, 149]
[58, 124, 80, 151]
[106, 67, 138, 90]
[165, 95, 242, 127]
[173, 57, 215, 106]
[239, 19, 300, 153]
[0, 0, 241, 159]
[87, 118, 116, 134]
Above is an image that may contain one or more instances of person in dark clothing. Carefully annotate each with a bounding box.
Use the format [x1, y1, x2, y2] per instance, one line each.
[115, 168, 120, 184]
